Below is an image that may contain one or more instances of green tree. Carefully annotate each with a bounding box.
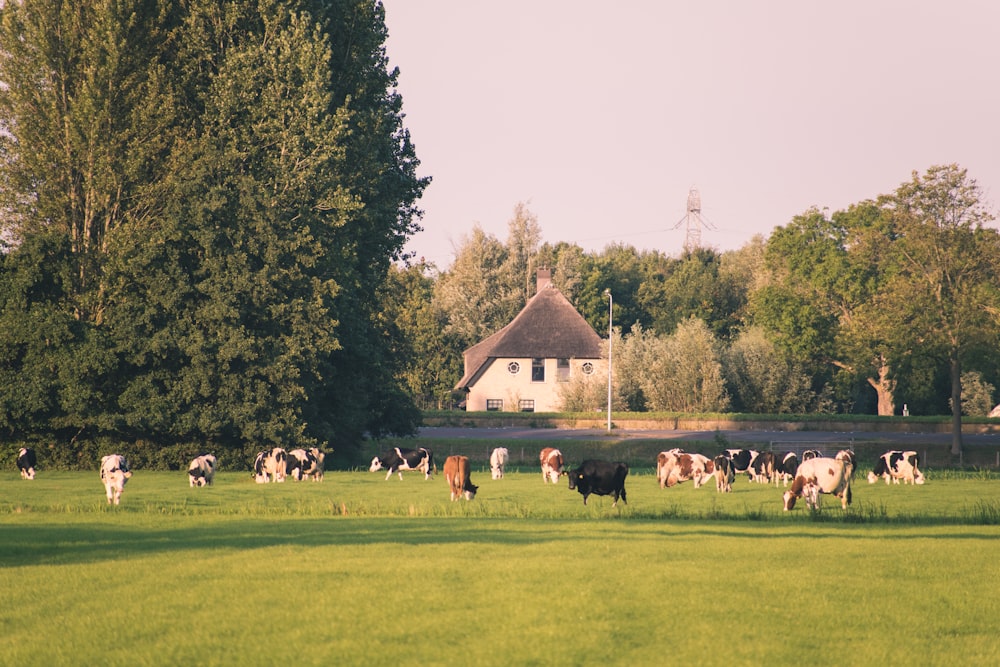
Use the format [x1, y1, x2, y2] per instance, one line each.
[723, 326, 816, 414]
[877, 164, 1000, 455]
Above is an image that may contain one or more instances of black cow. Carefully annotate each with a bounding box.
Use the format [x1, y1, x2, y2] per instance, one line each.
[567, 460, 628, 507]
[370, 447, 434, 481]
[287, 448, 326, 482]
[17, 447, 37, 480]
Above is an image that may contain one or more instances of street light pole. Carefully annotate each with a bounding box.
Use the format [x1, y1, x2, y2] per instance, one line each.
[604, 289, 612, 433]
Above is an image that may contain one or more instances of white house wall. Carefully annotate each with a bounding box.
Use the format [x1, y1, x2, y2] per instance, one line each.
[465, 357, 606, 412]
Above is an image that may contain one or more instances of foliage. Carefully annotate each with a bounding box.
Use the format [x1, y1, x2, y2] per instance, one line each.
[0, 1, 426, 455]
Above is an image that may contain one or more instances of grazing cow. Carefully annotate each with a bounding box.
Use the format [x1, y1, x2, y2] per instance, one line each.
[713, 454, 735, 493]
[100, 454, 132, 505]
[17, 447, 37, 480]
[749, 451, 775, 484]
[490, 447, 509, 480]
[836, 449, 858, 479]
[370, 447, 434, 481]
[287, 448, 326, 482]
[444, 455, 478, 501]
[868, 450, 924, 485]
[540, 448, 565, 484]
[187, 454, 217, 487]
[782, 457, 853, 511]
[775, 451, 799, 487]
[656, 450, 715, 489]
[567, 460, 629, 507]
[724, 448, 760, 481]
[253, 448, 288, 483]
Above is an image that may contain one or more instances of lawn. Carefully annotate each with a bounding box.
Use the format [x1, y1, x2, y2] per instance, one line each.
[2, 467, 999, 666]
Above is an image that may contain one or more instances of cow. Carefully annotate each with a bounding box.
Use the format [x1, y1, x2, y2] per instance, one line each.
[253, 448, 287, 483]
[490, 447, 509, 480]
[782, 456, 853, 511]
[567, 460, 628, 507]
[836, 449, 858, 479]
[444, 455, 478, 501]
[17, 447, 37, 480]
[775, 451, 799, 487]
[656, 450, 715, 489]
[723, 448, 760, 481]
[713, 454, 735, 493]
[868, 450, 924, 485]
[801, 449, 822, 461]
[287, 448, 326, 482]
[749, 451, 775, 484]
[370, 447, 434, 481]
[540, 448, 565, 484]
[187, 454, 217, 487]
[100, 454, 132, 505]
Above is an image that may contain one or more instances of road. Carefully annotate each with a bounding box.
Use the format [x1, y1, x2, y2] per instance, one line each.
[418, 426, 1000, 447]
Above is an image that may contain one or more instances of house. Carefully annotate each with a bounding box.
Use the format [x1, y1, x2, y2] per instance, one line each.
[455, 269, 605, 412]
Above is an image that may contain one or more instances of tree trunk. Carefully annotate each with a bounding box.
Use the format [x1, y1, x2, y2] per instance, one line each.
[866, 354, 896, 416]
[950, 348, 963, 457]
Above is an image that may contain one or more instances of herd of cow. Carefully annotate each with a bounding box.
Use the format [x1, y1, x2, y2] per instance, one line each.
[13, 443, 925, 510]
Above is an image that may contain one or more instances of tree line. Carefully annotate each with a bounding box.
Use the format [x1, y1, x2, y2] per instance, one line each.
[384, 165, 1000, 455]
[1, 3, 996, 463]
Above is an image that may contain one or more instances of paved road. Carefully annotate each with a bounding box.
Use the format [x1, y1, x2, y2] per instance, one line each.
[418, 426, 1000, 447]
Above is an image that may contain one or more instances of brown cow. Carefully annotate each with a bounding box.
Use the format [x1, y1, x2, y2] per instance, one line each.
[444, 455, 478, 501]
[656, 450, 715, 489]
[540, 448, 565, 484]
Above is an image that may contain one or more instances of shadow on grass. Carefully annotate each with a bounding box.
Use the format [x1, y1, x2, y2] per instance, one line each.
[2, 515, 998, 569]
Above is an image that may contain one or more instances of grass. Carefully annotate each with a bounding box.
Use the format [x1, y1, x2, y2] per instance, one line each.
[2, 469, 1000, 666]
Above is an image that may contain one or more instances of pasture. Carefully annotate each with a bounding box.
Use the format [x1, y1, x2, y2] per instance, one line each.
[2, 463, 1000, 666]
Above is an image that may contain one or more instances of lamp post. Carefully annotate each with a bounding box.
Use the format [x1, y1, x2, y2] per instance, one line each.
[604, 289, 612, 433]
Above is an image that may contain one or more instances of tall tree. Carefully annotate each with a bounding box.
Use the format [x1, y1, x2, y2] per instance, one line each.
[1, 0, 428, 453]
[877, 164, 1000, 456]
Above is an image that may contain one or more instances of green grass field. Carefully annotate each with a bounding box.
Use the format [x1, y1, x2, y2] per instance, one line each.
[2, 465, 1000, 666]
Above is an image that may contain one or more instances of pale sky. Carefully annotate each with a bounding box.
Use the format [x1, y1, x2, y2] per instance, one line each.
[382, 1, 1000, 269]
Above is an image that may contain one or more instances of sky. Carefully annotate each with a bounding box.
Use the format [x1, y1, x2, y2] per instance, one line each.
[382, 1, 1000, 269]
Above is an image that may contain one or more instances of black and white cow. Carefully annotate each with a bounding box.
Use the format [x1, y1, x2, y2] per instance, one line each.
[801, 449, 823, 461]
[713, 454, 735, 493]
[253, 448, 287, 483]
[567, 460, 628, 507]
[749, 451, 775, 484]
[868, 450, 924, 485]
[723, 448, 760, 481]
[370, 447, 434, 481]
[17, 447, 37, 480]
[100, 454, 132, 505]
[775, 451, 799, 487]
[188, 454, 217, 487]
[286, 448, 326, 482]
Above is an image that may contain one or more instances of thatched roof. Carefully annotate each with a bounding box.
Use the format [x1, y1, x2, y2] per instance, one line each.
[455, 284, 603, 390]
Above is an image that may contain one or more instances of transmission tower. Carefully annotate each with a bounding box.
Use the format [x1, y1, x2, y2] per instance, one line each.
[672, 187, 716, 253]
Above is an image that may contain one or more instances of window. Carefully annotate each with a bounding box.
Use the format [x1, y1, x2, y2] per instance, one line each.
[507, 361, 520, 375]
[486, 399, 503, 411]
[582, 362, 595, 375]
[557, 358, 570, 382]
[531, 358, 545, 382]
[519, 399, 535, 412]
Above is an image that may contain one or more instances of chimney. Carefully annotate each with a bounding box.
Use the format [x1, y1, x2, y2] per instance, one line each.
[536, 267, 552, 293]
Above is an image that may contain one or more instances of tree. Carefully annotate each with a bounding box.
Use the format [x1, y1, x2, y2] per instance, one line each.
[0, 1, 428, 454]
[723, 326, 816, 414]
[877, 164, 1000, 455]
[378, 261, 463, 410]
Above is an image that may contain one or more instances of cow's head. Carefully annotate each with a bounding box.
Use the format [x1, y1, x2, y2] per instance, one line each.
[369, 456, 383, 472]
[568, 471, 583, 491]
